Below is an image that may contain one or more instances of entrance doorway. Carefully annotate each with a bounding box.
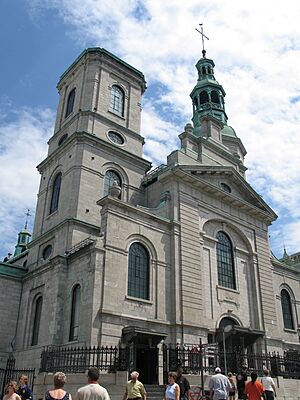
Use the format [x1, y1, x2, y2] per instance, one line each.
[136, 347, 158, 384]
[121, 326, 167, 384]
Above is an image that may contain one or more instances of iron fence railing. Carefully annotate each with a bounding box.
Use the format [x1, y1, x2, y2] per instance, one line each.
[40, 343, 300, 380]
[40, 345, 129, 373]
[163, 344, 300, 379]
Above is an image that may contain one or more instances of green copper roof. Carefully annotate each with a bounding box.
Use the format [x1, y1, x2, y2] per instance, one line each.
[0, 262, 28, 279]
[222, 125, 237, 137]
[59, 47, 145, 84]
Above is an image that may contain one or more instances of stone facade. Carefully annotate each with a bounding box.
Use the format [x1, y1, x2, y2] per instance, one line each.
[1, 47, 300, 381]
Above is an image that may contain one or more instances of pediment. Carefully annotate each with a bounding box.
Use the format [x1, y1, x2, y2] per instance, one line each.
[170, 165, 277, 221]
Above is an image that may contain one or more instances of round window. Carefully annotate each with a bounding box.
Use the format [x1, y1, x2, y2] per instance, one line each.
[220, 182, 231, 193]
[107, 131, 124, 145]
[42, 245, 52, 260]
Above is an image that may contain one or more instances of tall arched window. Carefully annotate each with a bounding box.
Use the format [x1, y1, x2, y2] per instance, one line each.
[103, 170, 122, 198]
[31, 296, 43, 346]
[211, 90, 219, 104]
[49, 173, 62, 214]
[281, 289, 294, 330]
[200, 91, 209, 104]
[128, 243, 150, 300]
[216, 231, 236, 290]
[65, 88, 76, 118]
[110, 85, 124, 116]
[69, 284, 81, 341]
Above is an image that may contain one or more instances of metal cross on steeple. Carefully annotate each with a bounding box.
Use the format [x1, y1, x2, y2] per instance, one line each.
[195, 23, 209, 58]
[25, 209, 31, 230]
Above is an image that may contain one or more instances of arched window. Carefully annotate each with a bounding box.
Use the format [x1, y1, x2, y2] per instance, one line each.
[103, 170, 122, 197]
[128, 243, 150, 300]
[202, 66, 206, 75]
[200, 91, 209, 104]
[65, 88, 76, 118]
[69, 285, 81, 341]
[49, 173, 62, 214]
[31, 296, 43, 346]
[216, 231, 236, 290]
[110, 85, 124, 116]
[281, 289, 294, 330]
[211, 90, 220, 104]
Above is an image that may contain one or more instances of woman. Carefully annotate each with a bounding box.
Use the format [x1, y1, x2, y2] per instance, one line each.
[261, 370, 276, 400]
[245, 372, 264, 400]
[4, 381, 22, 400]
[45, 372, 72, 400]
[18, 375, 33, 400]
[164, 372, 180, 400]
[227, 372, 236, 400]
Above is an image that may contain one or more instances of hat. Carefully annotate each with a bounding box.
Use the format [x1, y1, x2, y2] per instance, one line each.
[215, 367, 221, 373]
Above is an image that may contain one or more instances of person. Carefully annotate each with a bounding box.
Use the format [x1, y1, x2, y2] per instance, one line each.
[45, 372, 72, 400]
[77, 367, 110, 400]
[4, 381, 21, 400]
[176, 368, 190, 400]
[245, 372, 264, 400]
[261, 370, 276, 400]
[227, 372, 236, 400]
[164, 372, 180, 400]
[122, 371, 146, 400]
[208, 367, 231, 400]
[18, 375, 33, 400]
[236, 366, 247, 400]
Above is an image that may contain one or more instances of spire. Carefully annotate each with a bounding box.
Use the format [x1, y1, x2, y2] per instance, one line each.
[190, 29, 228, 137]
[195, 24, 209, 59]
[13, 211, 32, 257]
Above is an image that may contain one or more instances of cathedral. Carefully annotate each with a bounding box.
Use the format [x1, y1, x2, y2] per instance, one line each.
[1, 47, 300, 383]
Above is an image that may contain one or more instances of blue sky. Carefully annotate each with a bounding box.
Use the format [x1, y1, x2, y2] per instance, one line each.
[1, 1, 300, 260]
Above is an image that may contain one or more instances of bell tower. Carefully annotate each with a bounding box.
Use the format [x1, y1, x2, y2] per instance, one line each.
[29, 48, 151, 268]
[190, 55, 228, 137]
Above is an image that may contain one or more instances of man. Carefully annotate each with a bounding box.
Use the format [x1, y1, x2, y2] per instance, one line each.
[77, 367, 110, 400]
[236, 366, 248, 400]
[123, 371, 146, 400]
[208, 367, 231, 400]
[176, 368, 190, 400]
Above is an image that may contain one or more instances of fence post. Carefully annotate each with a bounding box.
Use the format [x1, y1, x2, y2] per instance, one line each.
[199, 339, 204, 395]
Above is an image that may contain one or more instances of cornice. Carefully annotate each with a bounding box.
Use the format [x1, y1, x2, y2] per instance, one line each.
[158, 166, 277, 224]
[38, 131, 151, 172]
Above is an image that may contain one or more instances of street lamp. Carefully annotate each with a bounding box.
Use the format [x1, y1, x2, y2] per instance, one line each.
[222, 325, 232, 375]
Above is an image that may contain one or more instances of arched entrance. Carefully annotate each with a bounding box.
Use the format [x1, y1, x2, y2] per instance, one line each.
[216, 317, 265, 373]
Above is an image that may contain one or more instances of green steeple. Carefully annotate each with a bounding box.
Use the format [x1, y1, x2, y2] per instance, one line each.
[13, 227, 31, 257]
[190, 52, 228, 137]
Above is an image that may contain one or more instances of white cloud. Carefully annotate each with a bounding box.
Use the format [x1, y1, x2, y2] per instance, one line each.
[0, 106, 54, 259]
[20, 0, 300, 257]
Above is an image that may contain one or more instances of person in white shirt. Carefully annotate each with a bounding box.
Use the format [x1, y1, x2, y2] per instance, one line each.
[77, 367, 110, 400]
[208, 367, 231, 400]
[261, 370, 276, 400]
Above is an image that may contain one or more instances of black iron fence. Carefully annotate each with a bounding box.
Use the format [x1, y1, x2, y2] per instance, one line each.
[0, 356, 35, 399]
[163, 344, 300, 379]
[40, 345, 129, 373]
[40, 344, 300, 381]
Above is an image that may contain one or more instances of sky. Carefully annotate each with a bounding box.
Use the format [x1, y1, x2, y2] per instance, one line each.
[1, 0, 300, 260]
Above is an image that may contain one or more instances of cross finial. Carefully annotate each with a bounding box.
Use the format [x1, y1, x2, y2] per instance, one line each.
[25, 209, 31, 230]
[195, 23, 209, 58]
